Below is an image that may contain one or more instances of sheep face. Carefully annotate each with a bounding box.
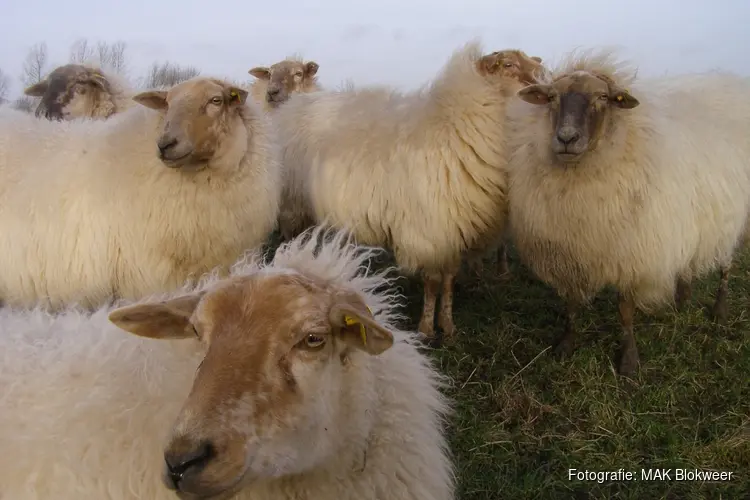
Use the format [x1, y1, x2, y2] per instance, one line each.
[24, 64, 114, 121]
[108, 271, 393, 499]
[516, 71, 640, 164]
[132, 78, 250, 172]
[249, 59, 319, 108]
[476, 49, 545, 94]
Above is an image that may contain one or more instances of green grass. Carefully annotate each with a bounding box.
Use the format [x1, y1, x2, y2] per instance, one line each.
[388, 246, 750, 499]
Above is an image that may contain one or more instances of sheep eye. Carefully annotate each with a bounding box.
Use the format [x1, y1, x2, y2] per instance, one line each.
[295, 71, 303, 77]
[599, 94, 609, 101]
[75, 85, 87, 95]
[503, 62, 513, 68]
[210, 96, 223, 105]
[304, 334, 326, 349]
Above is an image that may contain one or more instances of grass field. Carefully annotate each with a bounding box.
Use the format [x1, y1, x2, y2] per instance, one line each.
[384, 245, 750, 499]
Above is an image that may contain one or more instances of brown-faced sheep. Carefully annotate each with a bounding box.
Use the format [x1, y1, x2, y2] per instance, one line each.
[0, 77, 282, 311]
[507, 49, 750, 375]
[249, 55, 322, 111]
[462, 49, 545, 280]
[0, 227, 455, 500]
[274, 41, 543, 342]
[24, 63, 134, 121]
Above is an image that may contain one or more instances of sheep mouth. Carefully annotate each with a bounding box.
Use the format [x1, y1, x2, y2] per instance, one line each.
[160, 150, 195, 167]
[173, 473, 246, 500]
[555, 152, 584, 164]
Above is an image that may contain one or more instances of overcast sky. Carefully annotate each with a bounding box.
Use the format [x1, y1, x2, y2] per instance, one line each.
[1, 0, 748, 98]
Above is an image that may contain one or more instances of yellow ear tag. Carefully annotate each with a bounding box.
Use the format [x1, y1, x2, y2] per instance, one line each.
[616, 95, 624, 101]
[230, 90, 239, 102]
[343, 306, 372, 346]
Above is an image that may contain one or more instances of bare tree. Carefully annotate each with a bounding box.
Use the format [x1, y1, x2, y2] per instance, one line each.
[12, 96, 35, 113]
[141, 61, 200, 88]
[69, 38, 128, 75]
[21, 42, 49, 87]
[69, 38, 94, 64]
[0, 68, 10, 105]
[97, 40, 127, 74]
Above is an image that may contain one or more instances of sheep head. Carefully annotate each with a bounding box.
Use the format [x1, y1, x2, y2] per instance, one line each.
[248, 58, 320, 108]
[24, 64, 115, 121]
[476, 49, 545, 93]
[517, 71, 639, 164]
[132, 78, 250, 172]
[108, 271, 393, 499]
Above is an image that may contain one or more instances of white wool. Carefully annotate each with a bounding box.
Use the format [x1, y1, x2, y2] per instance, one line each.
[507, 48, 750, 309]
[0, 226, 455, 499]
[0, 91, 282, 310]
[274, 40, 512, 274]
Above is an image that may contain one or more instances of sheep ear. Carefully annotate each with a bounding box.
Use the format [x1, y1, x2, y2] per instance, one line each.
[108, 293, 204, 339]
[24, 80, 49, 97]
[227, 86, 248, 105]
[477, 53, 502, 75]
[305, 61, 319, 77]
[517, 84, 552, 105]
[248, 67, 271, 80]
[330, 298, 393, 356]
[87, 72, 109, 91]
[531, 56, 542, 63]
[132, 90, 168, 110]
[610, 86, 639, 109]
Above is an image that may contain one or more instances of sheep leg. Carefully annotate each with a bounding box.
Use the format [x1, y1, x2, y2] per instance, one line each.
[553, 300, 579, 358]
[674, 277, 692, 312]
[418, 270, 441, 339]
[465, 250, 484, 278]
[437, 267, 458, 340]
[617, 293, 640, 376]
[496, 243, 510, 280]
[710, 265, 730, 324]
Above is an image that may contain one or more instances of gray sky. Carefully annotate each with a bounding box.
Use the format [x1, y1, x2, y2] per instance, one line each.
[1, 0, 748, 98]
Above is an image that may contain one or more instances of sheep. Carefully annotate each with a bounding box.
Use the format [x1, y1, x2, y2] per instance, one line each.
[249, 55, 322, 111]
[23, 63, 135, 121]
[506, 48, 750, 375]
[0, 226, 455, 500]
[0, 76, 282, 311]
[274, 41, 543, 342]
[461, 49, 546, 280]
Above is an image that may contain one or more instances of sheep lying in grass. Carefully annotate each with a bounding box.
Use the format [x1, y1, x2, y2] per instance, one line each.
[24, 63, 134, 121]
[0, 227, 455, 500]
[0, 76, 281, 310]
[275, 42, 542, 341]
[249, 55, 322, 111]
[507, 49, 750, 375]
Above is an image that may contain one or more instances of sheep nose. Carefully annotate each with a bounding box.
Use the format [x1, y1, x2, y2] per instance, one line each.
[556, 127, 581, 145]
[164, 441, 214, 490]
[157, 136, 178, 155]
[267, 88, 281, 98]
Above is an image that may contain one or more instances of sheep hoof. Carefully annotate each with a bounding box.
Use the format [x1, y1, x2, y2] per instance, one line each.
[552, 335, 575, 359]
[710, 300, 728, 325]
[617, 351, 640, 377]
[416, 331, 442, 349]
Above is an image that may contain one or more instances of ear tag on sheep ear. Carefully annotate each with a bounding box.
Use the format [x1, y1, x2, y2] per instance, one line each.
[229, 90, 240, 102]
[616, 95, 624, 102]
[343, 306, 373, 346]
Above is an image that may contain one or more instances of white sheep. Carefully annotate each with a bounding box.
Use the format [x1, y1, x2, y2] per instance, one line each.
[0, 226, 455, 500]
[249, 55, 322, 112]
[507, 48, 750, 375]
[275, 41, 542, 341]
[0, 76, 282, 311]
[24, 63, 135, 121]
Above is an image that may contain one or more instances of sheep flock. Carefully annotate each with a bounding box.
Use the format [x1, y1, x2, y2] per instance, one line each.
[1, 35, 749, 499]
